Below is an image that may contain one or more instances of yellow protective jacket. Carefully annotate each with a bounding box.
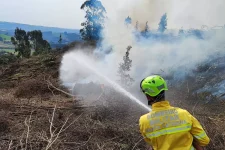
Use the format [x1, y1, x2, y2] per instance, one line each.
[139, 101, 210, 150]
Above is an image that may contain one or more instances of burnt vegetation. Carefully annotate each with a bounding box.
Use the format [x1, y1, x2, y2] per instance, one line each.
[0, 41, 224, 150]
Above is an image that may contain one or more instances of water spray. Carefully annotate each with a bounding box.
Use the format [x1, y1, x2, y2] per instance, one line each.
[73, 55, 151, 111]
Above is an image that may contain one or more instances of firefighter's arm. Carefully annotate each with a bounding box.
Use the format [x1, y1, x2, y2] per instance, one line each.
[193, 140, 204, 150]
[139, 117, 152, 146]
[187, 112, 210, 146]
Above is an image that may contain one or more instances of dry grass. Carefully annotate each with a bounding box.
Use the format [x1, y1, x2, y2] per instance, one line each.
[0, 85, 225, 150]
[0, 48, 224, 150]
[14, 78, 51, 99]
[0, 87, 149, 150]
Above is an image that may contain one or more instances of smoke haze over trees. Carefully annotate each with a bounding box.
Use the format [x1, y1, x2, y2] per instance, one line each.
[80, 0, 106, 41]
[118, 46, 134, 89]
[158, 13, 167, 33]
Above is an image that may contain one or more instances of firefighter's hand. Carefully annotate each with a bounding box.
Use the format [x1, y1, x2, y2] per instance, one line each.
[147, 146, 153, 150]
[193, 141, 204, 150]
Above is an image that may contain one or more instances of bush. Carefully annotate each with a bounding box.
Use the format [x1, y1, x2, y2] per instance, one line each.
[14, 78, 52, 99]
[39, 54, 57, 67]
[0, 52, 17, 65]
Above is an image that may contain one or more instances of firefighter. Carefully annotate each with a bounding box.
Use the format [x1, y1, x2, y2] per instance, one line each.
[139, 75, 210, 150]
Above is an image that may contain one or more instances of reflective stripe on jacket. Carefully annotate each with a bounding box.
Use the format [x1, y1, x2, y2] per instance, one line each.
[139, 101, 210, 150]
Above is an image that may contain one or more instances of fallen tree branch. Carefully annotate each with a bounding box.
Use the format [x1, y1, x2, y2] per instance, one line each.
[24, 112, 33, 150]
[13, 104, 90, 110]
[46, 80, 75, 97]
[7, 140, 13, 150]
[132, 137, 145, 150]
[38, 105, 85, 150]
[192, 101, 199, 115]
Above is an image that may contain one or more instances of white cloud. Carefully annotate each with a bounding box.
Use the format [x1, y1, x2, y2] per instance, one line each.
[0, 0, 225, 29]
[0, 0, 84, 28]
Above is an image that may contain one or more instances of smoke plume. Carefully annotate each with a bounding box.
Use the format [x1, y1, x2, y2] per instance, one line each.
[60, 0, 225, 99]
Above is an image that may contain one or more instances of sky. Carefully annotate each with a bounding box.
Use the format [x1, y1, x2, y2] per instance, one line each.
[0, 0, 225, 29]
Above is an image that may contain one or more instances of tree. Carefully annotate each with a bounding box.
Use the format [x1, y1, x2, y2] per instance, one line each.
[28, 30, 51, 55]
[135, 21, 139, 31]
[125, 16, 132, 26]
[158, 13, 167, 33]
[0, 37, 3, 41]
[118, 46, 134, 89]
[58, 34, 62, 44]
[11, 28, 31, 58]
[27, 30, 42, 50]
[80, 0, 106, 41]
[0, 52, 17, 65]
[178, 28, 184, 36]
[142, 21, 149, 38]
[41, 40, 51, 53]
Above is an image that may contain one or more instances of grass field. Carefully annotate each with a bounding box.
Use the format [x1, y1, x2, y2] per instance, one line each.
[0, 34, 11, 41]
[0, 41, 14, 48]
[0, 49, 15, 53]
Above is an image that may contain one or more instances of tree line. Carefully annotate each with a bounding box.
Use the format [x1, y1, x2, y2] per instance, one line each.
[125, 13, 168, 37]
[11, 28, 51, 58]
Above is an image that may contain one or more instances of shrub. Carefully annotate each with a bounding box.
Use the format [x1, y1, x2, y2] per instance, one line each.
[14, 78, 52, 99]
[0, 52, 17, 65]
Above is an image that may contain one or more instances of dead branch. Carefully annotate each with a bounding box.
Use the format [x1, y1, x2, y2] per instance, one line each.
[7, 140, 13, 150]
[43, 105, 84, 150]
[47, 82, 55, 97]
[132, 137, 145, 150]
[24, 112, 33, 150]
[46, 80, 75, 97]
[192, 101, 199, 115]
[187, 81, 189, 94]
[60, 113, 83, 133]
[19, 131, 25, 150]
[13, 104, 90, 110]
[96, 143, 105, 150]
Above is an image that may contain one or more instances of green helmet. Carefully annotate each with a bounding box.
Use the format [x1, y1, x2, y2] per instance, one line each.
[140, 75, 168, 97]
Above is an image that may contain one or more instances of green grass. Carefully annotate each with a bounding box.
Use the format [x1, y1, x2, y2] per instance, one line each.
[0, 41, 14, 48]
[0, 49, 15, 53]
[0, 34, 11, 41]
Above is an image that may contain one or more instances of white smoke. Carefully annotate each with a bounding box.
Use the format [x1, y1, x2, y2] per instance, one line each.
[60, 0, 225, 95]
[101, 0, 225, 29]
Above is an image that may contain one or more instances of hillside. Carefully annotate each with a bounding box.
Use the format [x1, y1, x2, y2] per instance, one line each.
[0, 21, 79, 33]
[0, 22, 81, 47]
[0, 43, 224, 149]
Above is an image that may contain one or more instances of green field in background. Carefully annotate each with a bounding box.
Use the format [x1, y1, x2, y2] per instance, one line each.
[0, 49, 15, 53]
[0, 34, 11, 41]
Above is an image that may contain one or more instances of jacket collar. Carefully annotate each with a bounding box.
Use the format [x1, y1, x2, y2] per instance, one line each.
[152, 101, 171, 111]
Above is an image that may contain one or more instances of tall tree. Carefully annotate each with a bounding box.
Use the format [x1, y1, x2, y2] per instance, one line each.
[41, 40, 51, 53]
[58, 34, 62, 44]
[11, 28, 31, 58]
[28, 30, 51, 55]
[178, 28, 184, 36]
[118, 46, 134, 89]
[135, 21, 139, 31]
[142, 21, 149, 38]
[27, 30, 42, 50]
[80, 0, 106, 41]
[125, 16, 132, 26]
[158, 13, 167, 33]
